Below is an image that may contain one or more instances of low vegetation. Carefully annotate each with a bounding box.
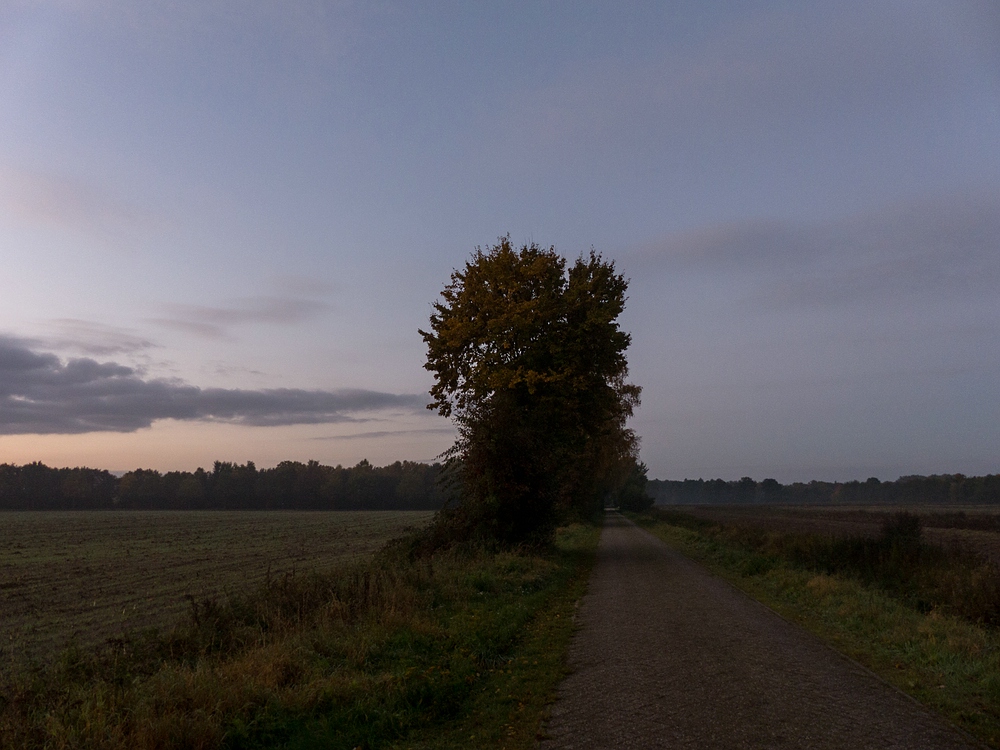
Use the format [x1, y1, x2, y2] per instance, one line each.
[633, 507, 1000, 746]
[0, 522, 598, 749]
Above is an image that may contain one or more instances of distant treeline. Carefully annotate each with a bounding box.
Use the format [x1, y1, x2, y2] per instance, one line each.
[0, 460, 445, 511]
[649, 474, 1000, 505]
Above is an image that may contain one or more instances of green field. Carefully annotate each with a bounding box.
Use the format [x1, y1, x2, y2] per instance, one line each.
[0, 511, 433, 665]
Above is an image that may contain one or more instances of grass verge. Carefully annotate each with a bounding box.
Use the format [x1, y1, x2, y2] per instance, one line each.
[0, 523, 598, 749]
[388, 527, 595, 750]
[629, 509, 1000, 748]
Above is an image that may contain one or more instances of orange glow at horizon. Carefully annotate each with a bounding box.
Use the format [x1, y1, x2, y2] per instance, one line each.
[0, 419, 455, 472]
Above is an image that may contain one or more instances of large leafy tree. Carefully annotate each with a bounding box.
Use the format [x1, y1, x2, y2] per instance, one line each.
[420, 237, 640, 544]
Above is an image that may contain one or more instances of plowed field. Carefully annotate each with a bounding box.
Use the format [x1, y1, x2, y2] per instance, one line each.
[0, 511, 432, 664]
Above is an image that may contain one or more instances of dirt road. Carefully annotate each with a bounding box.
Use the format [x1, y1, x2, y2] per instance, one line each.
[540, 513, 984, 749]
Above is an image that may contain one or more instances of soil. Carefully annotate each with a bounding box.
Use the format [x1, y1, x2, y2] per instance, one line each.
[540, 513, 984, 749]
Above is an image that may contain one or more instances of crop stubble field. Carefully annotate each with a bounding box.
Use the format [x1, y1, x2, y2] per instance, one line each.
[0, 511, 433, 664]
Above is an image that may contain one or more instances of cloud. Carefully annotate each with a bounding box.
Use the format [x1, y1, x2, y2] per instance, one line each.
[37, 0, 369, 90]
[108, 0, 363, 60]
[150, 296, 329, 339]
[0, 335, 424, 434]
[206, 362, 266, 379]
[309, 428, 454, 442]
[494, 4, 972, 171]
[632, 194, 1000, 309]
[43, 319, 156, 356]
[273, 274, 337, 297]
[148, 319, 233, 340]
[634, 220, 815, 273]
[0, 165, 152, 247]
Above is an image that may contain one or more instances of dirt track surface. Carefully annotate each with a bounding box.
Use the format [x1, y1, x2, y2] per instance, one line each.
[540, 513, 984, 749]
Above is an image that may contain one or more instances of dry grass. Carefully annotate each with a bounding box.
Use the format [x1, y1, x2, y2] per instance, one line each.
[676, 505, 1000, 563]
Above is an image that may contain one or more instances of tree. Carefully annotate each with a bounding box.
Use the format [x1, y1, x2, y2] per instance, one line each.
[613, 460, 654, 511]
[117, 468, 164, 508]
[420, 237, 640, 544]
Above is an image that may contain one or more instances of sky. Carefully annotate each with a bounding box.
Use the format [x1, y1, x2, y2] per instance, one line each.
[0, 1, 998, 482]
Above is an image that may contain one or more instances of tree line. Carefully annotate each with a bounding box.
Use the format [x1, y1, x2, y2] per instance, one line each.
[0, 459, 445, 511]
[649, 474, 1000, 505]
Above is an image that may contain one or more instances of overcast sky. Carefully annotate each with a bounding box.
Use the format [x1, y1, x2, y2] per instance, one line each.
[1, 1, 997, 482]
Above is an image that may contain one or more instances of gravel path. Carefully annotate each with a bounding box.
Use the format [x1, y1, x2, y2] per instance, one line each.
[540, 513, 985, 749]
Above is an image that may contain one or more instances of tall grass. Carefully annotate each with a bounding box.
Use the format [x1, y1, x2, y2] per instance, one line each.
[640, 509, 1000, 625]
[0, 524, 596, 750]
[778, 513, 1000, 624]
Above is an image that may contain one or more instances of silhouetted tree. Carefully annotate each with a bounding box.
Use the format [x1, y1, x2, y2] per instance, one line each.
[421, 237, 641, 544]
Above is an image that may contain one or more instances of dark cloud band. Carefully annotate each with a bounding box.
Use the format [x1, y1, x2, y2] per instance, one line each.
[0, 336, 424, 435]
[634, 195, 1000, 309]
[150, 296, 330, 340]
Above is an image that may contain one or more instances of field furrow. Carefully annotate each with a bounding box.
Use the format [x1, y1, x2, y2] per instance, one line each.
[0, 511, 432, 664]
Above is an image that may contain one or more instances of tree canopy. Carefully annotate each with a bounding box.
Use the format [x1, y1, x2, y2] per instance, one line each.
[420, 237, 641, 544]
